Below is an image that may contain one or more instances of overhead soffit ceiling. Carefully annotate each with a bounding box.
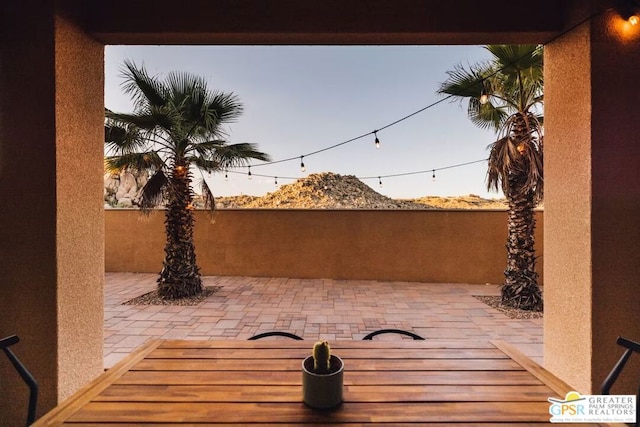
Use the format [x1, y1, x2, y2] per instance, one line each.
[82, 0, 567, 45]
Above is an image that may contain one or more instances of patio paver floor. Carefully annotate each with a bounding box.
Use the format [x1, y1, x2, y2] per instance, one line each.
[104, 272, 543, 368]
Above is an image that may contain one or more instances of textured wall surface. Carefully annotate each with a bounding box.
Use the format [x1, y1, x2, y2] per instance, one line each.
[0, 2, 104, 425]
[544, 21, 595, 394]
[0, 3, 60, 424]
[545, 6, 640, 394]
[105, 209, 545, 286]
[589, 8, 640, 395]
[54, 10, 105, 402]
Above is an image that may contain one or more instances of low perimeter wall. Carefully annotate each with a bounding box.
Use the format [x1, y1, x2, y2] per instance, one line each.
[105, 209, 544, 285]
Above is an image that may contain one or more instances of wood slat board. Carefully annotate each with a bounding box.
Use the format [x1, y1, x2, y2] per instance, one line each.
[95, 384, 556, 402]
[159, 339, 498, 349]
[65, 401, 555, 423]
[132, 357, 523, 371]
[115, 369, 545, 386]
[32, 340, 609, 426]
[147, 347, 509, 359]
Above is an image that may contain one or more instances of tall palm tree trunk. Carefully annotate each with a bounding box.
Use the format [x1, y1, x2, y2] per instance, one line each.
[157, 165, 203, 298]
[501, 175, 543, 311]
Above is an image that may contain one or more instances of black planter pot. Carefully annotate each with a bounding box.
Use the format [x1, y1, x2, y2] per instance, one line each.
[301, 355, 344, 409]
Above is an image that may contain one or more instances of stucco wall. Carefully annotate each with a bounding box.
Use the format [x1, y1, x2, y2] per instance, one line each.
[106, 209, 544, 285]
[0, 2, 104, 425]
[545, 5, 640, 394]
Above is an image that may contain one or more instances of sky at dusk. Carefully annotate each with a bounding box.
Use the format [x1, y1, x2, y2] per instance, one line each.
[105, 45, 502, 199]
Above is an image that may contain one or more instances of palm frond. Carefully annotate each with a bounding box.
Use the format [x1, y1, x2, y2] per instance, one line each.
[486, 136, 518, 194]
[510, 114, 544, 202]
[166, 70, 207, 107]
[189, 139, 227, 155]
[209, 142, 272, 169]
[199, 178, 216, 212]
[137, 170, 168, 211]
[439, 44, 544, 142]
[437, 61, 493, 99]
[188, 156, 220, 172]
[485, 45, 543, 112]
[107, 110, 173, 133]
[104, 120, 148, 155]
[468, 100, 509, 132]
[184, 80, 209, 126]
[438, 61, 518, 132]
[188, 141, 271, 172]
[157, 70, 245, 143]
[206, 91, 244, 125]
[104, 122, 138, 151]
[486, 112, 544, 200]
[485, 45, 543, 76]
[521, 141, 544, 203]
[107, 151, 165, 173]
[521, 85, 544, 111]
[104, 152, 160, 173]
[188, 91, 244, 141]
[121, 59, 167, 110]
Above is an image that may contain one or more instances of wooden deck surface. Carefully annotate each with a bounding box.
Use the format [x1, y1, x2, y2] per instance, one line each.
[33, 339, 614, 426]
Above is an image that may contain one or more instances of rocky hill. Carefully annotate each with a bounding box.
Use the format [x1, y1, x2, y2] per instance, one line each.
[213, 172, 508, 210]
[105, 170, 508, 210]
[410, 195, 509, 210]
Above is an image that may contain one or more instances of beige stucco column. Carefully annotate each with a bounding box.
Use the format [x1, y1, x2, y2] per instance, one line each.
[0, 2, 104, 425]
[545, 6, 640, 394]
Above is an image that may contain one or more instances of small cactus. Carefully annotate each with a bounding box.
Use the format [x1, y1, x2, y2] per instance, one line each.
[312, 340, 331, 373]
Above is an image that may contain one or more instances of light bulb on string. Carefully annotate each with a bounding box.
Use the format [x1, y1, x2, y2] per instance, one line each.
[432, 170, 436, 182]
[207, 170, 212, 177]
[378, 177, 383, 188]
[479, 89, 489, 105]
[247, 166, 252, 180]
[224, 169, 228, 181]
[300, 155, 306, 172]
[619, 1, 640, 25]
[274, 176, 278, 186]
[374, 131, 381, 149]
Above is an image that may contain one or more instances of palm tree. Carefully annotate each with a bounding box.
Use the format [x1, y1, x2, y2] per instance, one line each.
[438, 45, 544, 311]
[105, 60, 271, 299]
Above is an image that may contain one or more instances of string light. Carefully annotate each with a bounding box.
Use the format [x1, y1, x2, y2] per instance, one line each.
[619, 0, 640, 24]
[177, 6, 620, 207]
[274, 176, 278, 186]
[432, 170, 436, 182]
[220, 158, 487, 190]
[358, 159, 487, 182]
[216, 7, 611, 194]
[225, 169, 228, 181]
[231, 6, 609, 178]
[479, 88, 489, 105]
